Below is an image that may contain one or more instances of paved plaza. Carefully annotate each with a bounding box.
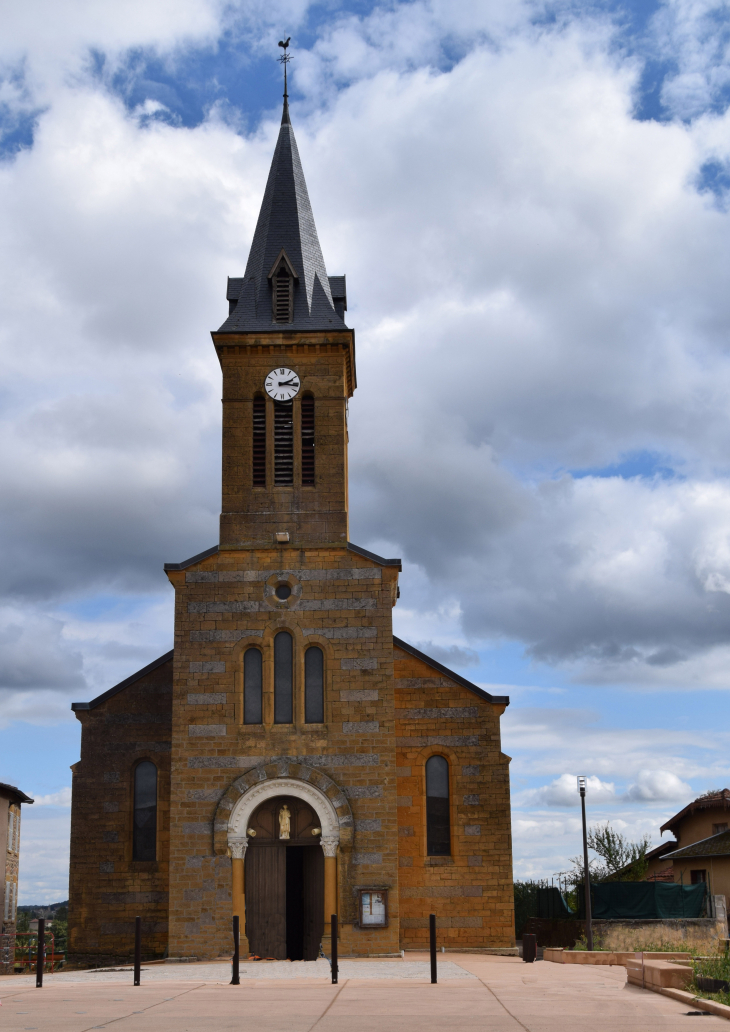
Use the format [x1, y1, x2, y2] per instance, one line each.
[0, 952, 725, 1031]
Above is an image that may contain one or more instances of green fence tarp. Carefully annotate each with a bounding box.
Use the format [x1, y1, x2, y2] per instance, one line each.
[537, 887, 574, 920]
[591, 881, 706, 919]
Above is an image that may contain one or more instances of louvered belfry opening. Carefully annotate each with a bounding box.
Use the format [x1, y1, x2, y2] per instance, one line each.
[274, 400, 294, 484]
[301, 393, 315, 485]
[273, 265, 293, 323]
[252, 394, 266, 486]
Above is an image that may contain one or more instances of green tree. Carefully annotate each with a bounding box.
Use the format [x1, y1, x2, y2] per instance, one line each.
[561, 823, 651, 885]
[588, 823, 651, 881]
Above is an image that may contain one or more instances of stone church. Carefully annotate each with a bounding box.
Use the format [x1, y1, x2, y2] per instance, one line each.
[67, 90, 515, 966]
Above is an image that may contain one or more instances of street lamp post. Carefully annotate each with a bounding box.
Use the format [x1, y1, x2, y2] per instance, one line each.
[577, 776, 593, 951]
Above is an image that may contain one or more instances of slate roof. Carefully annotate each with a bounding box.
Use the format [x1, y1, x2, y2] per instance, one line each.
[662, 829, 730, 861]
[392, 636, 510, 707]
[71, 650, 174, 712]
[0, 781, 34, 804]
[218, 102, 347, 334]
[163, 542, 401, 572]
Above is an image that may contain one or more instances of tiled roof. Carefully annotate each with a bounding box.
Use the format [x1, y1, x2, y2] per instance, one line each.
[0, 782, 34, 804]
[660, 789, 730, 835]
[663, 829, 730, 860]
[217, 103, 347, 334]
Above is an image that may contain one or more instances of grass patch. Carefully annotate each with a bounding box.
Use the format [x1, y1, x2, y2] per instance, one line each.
[690, 953, 730, 1005]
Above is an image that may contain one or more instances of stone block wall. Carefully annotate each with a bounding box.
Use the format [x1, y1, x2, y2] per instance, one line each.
[394, 648, 515, 950]
[67, 659, 172, 967]
[166, 544, 401, 959]
[216, 334, 355, 550]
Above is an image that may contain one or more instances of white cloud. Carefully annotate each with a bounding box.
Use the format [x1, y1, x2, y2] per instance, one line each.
[519, 773, 617, 808]
[31, 787, 72, 807]
[0, 0, 729, 709]
[17, 809, 70, 904]
[623, 769, 693, 802]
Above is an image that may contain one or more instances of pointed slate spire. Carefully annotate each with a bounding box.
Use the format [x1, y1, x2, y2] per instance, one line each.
[218, 98, 346, 333]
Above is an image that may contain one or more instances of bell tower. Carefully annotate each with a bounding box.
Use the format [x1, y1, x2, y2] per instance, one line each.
[212, 96, 355, 551]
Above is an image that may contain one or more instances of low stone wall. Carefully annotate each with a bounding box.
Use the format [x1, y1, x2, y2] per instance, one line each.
[594, 918, 726, 953]
[527, 917, 725, 952]
[544, 948, 692, 966]
[626, 956, 693, 991]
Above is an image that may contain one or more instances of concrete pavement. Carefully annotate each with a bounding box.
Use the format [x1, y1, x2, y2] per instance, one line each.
[0, 951, 725, 1031]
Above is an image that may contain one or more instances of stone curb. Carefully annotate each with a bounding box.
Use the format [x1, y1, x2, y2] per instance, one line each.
[661, 987, 730, 1021]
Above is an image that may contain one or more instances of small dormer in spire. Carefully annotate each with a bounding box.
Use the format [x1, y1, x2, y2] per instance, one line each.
[268, 249, 298, 324]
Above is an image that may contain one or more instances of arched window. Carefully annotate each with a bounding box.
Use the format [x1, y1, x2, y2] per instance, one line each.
[274, 400, 293, 485]
[274, 631, 293, 724]
[304, 646, 324, 723]
[426, 755, 450, 856]
[244, 648, 263, 724]
[252, 394, 266, 487]
[133, 761, 157, 861]
[301, 393, 315, 485]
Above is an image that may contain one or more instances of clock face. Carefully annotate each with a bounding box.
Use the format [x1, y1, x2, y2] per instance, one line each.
[264, 367, 300, 401]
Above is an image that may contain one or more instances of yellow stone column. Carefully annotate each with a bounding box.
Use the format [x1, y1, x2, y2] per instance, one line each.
[230, 839, 249, 955]
[321, 838, 338, 951]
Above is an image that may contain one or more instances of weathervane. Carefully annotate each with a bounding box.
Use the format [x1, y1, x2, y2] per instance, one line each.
[278, 36, 292, 101]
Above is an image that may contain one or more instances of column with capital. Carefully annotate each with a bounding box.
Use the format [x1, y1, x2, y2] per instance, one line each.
[320, 837, 338, 952]
[230, 838, 249, 956]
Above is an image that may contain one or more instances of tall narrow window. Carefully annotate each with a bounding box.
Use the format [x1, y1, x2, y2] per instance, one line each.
[274, 630, 293, 724]
[252, 395, 266, 486]
[274, 400, 293, 485]
[244, 648, 263, 724]
[305, 646, 324, 723]
[301, 393, 315, 485]
[273, 266, 293, 323]
[133, 761, 157, 861]
[426, 755, 451, 856]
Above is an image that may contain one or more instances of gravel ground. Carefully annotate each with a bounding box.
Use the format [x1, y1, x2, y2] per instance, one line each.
[1, 958, 475, 984]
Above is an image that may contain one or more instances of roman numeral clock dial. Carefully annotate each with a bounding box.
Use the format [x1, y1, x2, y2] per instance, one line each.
[264, 367, 300, 401]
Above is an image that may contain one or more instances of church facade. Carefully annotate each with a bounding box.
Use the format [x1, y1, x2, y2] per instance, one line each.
[67, 96, 515, 965]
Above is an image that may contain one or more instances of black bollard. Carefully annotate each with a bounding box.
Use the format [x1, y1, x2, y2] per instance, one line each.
[331, 914, 338, 985]
[134, 916, 141, 985]
[35, 918, 45, 988]
[231, 915, 240, 985]
[522, 933, 537, 963]
[429, 913, 437, 984]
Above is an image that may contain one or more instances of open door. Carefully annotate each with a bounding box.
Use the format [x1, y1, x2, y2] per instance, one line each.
[302, 845, 324, 961]
[245, 844, 286, 959]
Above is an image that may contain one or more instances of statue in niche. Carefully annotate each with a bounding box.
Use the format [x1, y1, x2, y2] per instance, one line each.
[279, 804, 291, 840]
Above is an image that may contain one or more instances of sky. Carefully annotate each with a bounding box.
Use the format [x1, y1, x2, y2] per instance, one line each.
[2, 0, 730, 903]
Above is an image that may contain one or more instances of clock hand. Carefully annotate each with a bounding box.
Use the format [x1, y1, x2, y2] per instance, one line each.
[278, 379, 298, 386]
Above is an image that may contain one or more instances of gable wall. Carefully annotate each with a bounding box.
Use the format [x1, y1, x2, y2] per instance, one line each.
[166, 545, 401, 959]
[675, 807, 730, 850]
[67, 660, 173, 966]
[394, 649, 514, 949]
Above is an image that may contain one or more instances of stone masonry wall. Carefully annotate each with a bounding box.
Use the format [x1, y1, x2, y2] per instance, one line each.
[216, 334, 354, 550]
[166, 544, 402, 959]
[394, 649, 515, 950]
[67, 660, 172, 967]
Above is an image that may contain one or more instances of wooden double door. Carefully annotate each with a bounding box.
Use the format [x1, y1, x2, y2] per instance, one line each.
[244, 796, 325, 960]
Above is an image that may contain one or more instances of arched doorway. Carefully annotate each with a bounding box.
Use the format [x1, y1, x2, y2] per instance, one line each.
[244, 795, 324, 960]
[222, 765, 346, 963]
